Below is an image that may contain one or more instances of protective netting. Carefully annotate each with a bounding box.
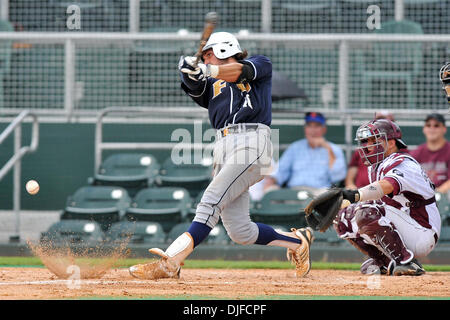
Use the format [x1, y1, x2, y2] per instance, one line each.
[5, 0, 450, 34]
[0, 1, 448, 113]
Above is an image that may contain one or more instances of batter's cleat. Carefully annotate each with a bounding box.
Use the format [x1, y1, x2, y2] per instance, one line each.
[286, 227, 314, 278]
[391, 258, 425, 276]
[360, 258, 388, 275]
[129, 248, 182, 280]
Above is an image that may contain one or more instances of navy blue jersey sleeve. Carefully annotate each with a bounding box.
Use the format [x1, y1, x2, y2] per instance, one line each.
[180, 72, 209, 109]
[244, 55, 272, 82]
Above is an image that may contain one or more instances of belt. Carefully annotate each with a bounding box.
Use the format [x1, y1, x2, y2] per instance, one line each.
[219, 123, 260, 137]
[434, 233, 438, 244]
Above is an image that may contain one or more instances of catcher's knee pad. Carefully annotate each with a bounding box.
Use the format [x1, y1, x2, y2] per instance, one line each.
[354, 203, 413, 263]
[223, 221, 259, 245]
[354, 203, 387, 236]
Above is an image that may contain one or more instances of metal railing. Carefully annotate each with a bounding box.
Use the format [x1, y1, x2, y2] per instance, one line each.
[0, 32, 448, 119]
[0, 110, 39, 242]
[95, 107, 213, 174]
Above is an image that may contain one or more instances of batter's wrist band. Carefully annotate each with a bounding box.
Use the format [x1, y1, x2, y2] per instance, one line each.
[206, 65, 219, 78]
[357, 182, 384, 202]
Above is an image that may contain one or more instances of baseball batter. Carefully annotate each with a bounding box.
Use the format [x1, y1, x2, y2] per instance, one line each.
[334, 119, 441, 276]
[129, 32, 314, 280]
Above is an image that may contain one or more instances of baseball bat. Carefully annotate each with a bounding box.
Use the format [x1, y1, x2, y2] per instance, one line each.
[193, 12, 219, 67]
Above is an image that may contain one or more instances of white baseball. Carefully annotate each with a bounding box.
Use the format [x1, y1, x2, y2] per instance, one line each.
[26, 180, 39, 195]
[341, 199, 351, 209]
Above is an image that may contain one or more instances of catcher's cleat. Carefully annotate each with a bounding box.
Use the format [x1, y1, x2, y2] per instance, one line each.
[390, 258, 425, 276]
[286, 227, 315, 277]
[360, 258, 388, 275]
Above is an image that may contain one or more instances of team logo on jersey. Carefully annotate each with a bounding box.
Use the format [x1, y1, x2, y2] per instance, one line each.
[392, 169, 404, 177]
[213, 80, 227, 98]
[236, 82, 251, 93]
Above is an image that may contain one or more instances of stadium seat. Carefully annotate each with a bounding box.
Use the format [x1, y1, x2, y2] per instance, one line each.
[125, 187, 192, 233]
[156, 157, 213, 199]
[436, 192, 450, 226]
[404, 0, 449, 34]
[40, 220, 104, 246]
[438, 226, 450, 243]
[186, 190, 204, 221]
[0, 20, 13, 109]
[4, 46, 65, 110]
[48, 0, 116, 32]
[76, 47, 131, 110]
[61, 186, 131, 231]
[129, 27, 193, 106]
[270, 225, 290, 233]
[167, 222, 230, 245]
[139, 0, 172, 30]
[90, 153, 161, 197]
[312, 226, 342, 244]
[272, 0, 337, 33]
[359, 19, 424, 109]
[105, 221, 166, 244]
[250, 188, 313, 229]
[228, 0, 262, 32]
[269, 47, 338, 109]
[337, 0, 396, 33]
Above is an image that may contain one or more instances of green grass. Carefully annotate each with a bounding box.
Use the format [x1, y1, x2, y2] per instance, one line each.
[0, 256, 450, 272]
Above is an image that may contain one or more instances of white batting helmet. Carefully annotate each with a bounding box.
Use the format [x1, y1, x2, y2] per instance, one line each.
[202, 32, 243, 59]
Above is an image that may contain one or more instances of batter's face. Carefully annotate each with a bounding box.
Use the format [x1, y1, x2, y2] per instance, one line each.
[202, 49, 227, 65]
[423, 119, 447, 142]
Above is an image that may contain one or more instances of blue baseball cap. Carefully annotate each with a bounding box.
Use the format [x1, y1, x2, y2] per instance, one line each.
[305, 112, 326, 125]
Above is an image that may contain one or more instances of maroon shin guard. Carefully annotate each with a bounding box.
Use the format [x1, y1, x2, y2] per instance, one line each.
[347, 237, 391, 267]
[355, 204, 413, 264]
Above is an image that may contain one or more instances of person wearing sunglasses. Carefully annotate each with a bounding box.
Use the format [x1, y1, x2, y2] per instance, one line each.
[410, 113, 450, 195]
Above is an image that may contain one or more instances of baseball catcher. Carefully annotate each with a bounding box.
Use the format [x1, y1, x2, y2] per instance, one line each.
[128, 31, 314, 280]
[440, 62, 450, 103]
[306, 118, 441, 276]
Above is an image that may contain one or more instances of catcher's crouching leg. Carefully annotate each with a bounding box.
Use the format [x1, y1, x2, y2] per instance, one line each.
[354, 204, 421, 275]
[129, 232, 194, 280]
[347, 238, 391, 275]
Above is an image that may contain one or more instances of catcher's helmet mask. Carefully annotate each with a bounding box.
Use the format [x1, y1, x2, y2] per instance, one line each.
[356, 119, 407, 166]
[439, 62, 450, 103]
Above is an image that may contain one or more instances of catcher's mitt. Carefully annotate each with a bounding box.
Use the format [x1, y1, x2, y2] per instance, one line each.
[304, 188, 343, 232]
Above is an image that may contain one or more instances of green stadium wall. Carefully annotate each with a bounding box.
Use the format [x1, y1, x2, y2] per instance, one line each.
[0, 122, 443, 210]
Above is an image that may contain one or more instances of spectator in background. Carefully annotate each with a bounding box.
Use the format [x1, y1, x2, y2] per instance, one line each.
[410, 113, 450, 195]
[345, 111, 396, 189]
[263, 112, 347, 196]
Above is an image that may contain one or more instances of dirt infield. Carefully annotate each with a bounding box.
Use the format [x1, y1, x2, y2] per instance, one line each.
[0, 267, 448, 299]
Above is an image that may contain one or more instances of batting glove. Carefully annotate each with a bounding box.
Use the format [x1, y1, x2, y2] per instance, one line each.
[178, 56, 206, 82]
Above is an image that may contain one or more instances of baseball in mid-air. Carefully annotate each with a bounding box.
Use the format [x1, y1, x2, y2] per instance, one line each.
[26, 180, 39, 195]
